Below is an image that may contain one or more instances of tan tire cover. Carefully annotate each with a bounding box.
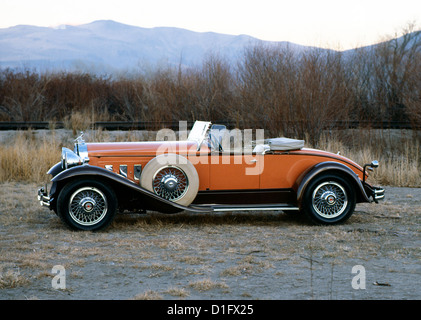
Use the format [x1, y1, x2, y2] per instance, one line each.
[140, 154, 199, 206]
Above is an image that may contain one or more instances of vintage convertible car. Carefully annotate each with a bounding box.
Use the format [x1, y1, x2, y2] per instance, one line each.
[38, 121, 384, 230]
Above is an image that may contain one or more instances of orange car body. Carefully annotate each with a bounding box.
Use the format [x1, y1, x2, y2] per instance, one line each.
[86, 141, 363, 191]
[38, 121, 384, 230]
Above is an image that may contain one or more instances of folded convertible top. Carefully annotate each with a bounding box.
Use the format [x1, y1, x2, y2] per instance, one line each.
[267, 137, 305, 151]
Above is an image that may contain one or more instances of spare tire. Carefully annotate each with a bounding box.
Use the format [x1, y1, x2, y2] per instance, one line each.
[140, 154, 199, 206]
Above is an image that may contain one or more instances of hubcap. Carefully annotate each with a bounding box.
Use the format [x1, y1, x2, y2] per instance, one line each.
[68, 187, 108, 226]
[312, 182, 348, 219]
[80, 197, 96, 212]
[322, 191, 337, 205]
[161, 174, 178, 191]
[153, 166, 189, 201]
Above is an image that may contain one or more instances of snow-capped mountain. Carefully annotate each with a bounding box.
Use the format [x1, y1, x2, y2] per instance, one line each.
[0, 20, 307, 74]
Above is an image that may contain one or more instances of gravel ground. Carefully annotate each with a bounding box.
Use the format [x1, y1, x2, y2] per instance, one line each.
[0, 183, 420, 300]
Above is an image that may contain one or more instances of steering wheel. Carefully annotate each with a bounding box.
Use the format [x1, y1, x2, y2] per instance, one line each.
[208, 133, 223, 152]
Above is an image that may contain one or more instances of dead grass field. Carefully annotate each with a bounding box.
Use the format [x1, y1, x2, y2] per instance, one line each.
[0, 182, 420, 300]
[1, 128, 420, 187]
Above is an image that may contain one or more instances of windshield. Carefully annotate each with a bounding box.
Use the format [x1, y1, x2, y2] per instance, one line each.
[187, 121, 228, 151]
[208, 124, 227, 152]
[187, 121, 211, 148]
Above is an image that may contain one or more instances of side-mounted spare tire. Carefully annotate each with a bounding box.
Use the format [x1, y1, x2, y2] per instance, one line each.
[140, 154, 199, 206]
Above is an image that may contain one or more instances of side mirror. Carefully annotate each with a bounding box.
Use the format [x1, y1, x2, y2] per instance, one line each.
[370, 160, 379, 168]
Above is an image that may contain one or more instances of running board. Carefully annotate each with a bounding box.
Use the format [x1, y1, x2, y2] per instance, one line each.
[191, 203, 299, 212]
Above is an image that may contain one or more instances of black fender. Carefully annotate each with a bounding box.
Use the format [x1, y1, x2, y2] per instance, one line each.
[47, 162, 64, 177]
[295, 161, 371, 205]
[51, 165, 211, 214]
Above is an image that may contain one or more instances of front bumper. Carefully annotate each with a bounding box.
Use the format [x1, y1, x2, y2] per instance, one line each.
[37, 187, 51, 207]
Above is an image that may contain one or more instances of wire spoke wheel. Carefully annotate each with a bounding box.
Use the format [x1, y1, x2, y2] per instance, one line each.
[140, 154, 199, 206]
[312, 181, 348, 219]
[152, 166, 189, 201]
[68, 187, 108, 226]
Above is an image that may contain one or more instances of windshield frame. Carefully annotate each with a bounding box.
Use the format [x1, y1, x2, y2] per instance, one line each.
[187, 121, 212, 150]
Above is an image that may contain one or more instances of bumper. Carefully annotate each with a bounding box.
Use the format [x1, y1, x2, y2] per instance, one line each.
[37, 187, 51, 207]
[373, 187, 385, 202]
[364, 183, 385, 203]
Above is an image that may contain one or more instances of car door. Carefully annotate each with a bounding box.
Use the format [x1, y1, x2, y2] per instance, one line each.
[209, 152, 260, 190]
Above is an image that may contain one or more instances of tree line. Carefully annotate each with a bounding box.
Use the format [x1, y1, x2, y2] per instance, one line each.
[0, 24, 420, 143]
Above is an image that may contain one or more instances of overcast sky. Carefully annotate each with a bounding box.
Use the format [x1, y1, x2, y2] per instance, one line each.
[1, 0, 420, 50]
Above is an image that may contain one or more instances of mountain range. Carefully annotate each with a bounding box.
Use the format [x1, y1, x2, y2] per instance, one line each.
[1, 20, 418, 75]
[0, 20, 317, 74]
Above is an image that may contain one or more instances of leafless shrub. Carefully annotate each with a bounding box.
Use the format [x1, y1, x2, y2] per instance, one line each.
[1, 23, 419, 136]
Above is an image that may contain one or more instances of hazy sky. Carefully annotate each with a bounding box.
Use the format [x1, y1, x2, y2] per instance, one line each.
[1, 0, 420, 50]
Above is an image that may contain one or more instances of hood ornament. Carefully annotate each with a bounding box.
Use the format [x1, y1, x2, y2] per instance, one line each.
[75, 131, 85, 144]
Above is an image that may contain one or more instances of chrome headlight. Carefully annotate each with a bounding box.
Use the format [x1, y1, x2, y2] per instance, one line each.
[62, 147, 82, 169]
[62, 132, 90, 169]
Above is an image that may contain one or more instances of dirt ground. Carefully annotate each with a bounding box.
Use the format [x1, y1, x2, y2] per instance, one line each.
[0, 183, 419, 300]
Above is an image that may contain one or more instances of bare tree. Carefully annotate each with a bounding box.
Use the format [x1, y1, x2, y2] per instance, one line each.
[373, 22, 421, 123]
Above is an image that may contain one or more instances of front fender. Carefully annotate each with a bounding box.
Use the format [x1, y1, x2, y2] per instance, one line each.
[47, 162, 64, 177]
[295, 161, 370, 205]
[51, 165, 210, 214]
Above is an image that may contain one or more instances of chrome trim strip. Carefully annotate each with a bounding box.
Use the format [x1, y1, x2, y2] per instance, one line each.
[211, 204, 299, 212]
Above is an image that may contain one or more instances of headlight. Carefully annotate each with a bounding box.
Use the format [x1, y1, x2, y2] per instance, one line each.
[62, 147, 82, 169]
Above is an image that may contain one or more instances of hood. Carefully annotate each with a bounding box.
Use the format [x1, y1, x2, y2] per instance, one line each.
[86, 140, 201, 157]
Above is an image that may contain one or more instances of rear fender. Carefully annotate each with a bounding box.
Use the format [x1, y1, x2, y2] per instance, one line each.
[51, 165, 210, 214]
[295, 161, 370, 205]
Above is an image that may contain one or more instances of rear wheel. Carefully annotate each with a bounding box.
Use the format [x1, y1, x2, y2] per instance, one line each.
[57, 179, 118, 231]
[302, 174, 356, 225]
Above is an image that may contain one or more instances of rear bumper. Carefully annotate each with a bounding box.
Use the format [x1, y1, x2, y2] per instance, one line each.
[373, 187, 385, 202]
[363, 183, 385, 203]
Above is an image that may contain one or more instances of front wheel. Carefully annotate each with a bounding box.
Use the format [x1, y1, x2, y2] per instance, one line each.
[57, 179, 118, 231]
[301, 174, 356, 225]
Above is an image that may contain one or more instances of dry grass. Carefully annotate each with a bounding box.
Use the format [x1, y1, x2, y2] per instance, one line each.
[0, 130, 60, 183]
[132, 290, 163, 300]
[1, 128, 419, 186]
[310, 129, 421, 187]
[164, 287, 190, 298]
[188, 278, 229, 291]
[0, 267, 30, 289]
